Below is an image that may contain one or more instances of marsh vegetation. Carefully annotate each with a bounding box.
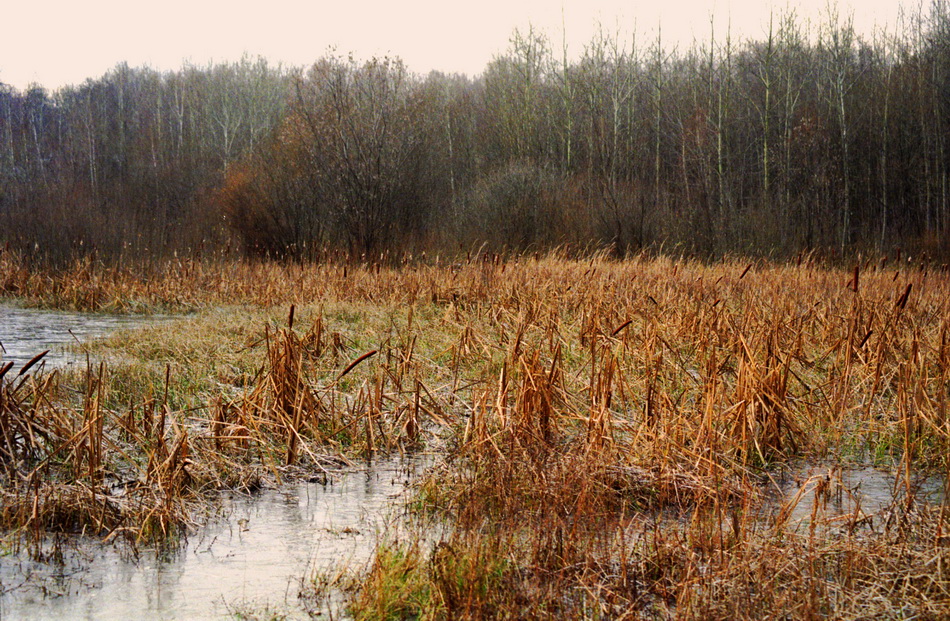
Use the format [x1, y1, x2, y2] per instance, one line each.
[5, 2, 950, 617]
[1, 249, 948, 618]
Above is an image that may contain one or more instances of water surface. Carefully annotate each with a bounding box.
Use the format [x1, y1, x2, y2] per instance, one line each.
[0, 458, 422, 620]
[0, 305, 160, 372]
[772, 464, 945, 529]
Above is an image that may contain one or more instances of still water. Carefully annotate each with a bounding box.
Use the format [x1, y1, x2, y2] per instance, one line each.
[0, 305, 425, 618]
[0, 304, 159, 372]
[0, 459, 420, 620]
[773, 464, 946, 528]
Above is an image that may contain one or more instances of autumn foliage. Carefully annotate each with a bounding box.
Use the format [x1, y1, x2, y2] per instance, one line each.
[7, 6, 950, 262]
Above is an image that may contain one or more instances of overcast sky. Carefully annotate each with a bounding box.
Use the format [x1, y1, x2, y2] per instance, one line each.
[0, 0, 926, 91]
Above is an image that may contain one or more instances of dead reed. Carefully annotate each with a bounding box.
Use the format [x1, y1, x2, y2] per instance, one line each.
[4, 248, 950, 616]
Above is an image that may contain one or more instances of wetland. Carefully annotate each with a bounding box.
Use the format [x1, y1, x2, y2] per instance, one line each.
[1, 250, 948, 619]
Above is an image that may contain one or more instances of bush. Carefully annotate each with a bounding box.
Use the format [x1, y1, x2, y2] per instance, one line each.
[461, 162, 577, 253]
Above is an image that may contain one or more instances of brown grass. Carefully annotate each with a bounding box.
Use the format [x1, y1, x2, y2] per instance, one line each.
[3, 247, 950, 616]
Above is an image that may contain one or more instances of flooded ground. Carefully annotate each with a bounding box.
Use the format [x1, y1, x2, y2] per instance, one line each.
[0, 457, 424, 620]
[0, 304, 162, 372]
[0, 304, 433, 618]
[3, 305, 947, 617]
[770, 464, 946, 529]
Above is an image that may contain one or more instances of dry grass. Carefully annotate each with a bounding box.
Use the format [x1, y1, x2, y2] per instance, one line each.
[0, 302, 449, 556]
[3, 247, 950, 616]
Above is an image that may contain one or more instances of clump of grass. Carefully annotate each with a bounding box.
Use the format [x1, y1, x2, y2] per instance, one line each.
[0, 361, 195, 552]
[345, 467, 950, 618]
[350, 540, 438, 620]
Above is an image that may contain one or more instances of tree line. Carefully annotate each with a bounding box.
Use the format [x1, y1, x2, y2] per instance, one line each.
[4, 3, 950, 264]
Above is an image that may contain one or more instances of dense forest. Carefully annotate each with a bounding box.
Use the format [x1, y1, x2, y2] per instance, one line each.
[4, 4, 950, 263]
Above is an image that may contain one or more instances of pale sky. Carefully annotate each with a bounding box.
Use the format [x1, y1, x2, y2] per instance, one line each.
[0, 0, 925, 91]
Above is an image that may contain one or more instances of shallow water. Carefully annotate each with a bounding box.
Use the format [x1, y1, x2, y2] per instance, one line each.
[0, 306, 428, 618]
[0, 458, 422, 620]
[772, 464, 946, 529]
[0, 304, 159, 373]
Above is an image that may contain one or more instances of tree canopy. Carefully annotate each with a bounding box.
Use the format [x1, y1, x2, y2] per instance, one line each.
[4, 5, 950, 263]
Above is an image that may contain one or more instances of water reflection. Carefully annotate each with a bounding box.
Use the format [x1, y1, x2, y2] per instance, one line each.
[773, 464, 945, 529]
[1, 304, 159, 372]
[0, 458, 422, 620]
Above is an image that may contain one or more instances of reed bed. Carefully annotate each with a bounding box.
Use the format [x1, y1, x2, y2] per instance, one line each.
[2, 248, 949, 616]
[0, 303, 449, 555]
